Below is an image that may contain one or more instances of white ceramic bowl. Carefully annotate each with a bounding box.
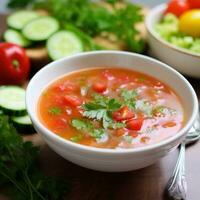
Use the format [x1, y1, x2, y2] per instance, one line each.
[145, 4, 200, 78]
[26, 51, 198, 172]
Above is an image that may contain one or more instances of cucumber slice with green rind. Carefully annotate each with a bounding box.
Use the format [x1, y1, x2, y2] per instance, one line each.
[0, 86, 26, 116]
[7, 10, 39, 30]
[4, 29, 32, 47]
[47, 30, 83, 60]
[12, 115, 32, 125]
[11, 115, 35, 133]
[22, 16, 59, 41]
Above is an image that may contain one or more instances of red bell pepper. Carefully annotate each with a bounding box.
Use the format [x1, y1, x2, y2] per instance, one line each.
[0, 43, 30, 85]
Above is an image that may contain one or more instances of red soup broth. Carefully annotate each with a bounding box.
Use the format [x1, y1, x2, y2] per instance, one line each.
[38, 68, 185, 149]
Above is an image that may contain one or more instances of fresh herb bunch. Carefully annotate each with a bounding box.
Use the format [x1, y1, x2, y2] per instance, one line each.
[83, 93, 122, 129]
[0, 115, 68, 200]
[7, 0, 145, 53]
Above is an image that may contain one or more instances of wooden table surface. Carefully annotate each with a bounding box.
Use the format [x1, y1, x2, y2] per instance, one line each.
[0, 14, 200, 200]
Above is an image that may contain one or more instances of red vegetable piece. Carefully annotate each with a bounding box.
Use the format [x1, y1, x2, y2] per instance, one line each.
[126, 118, 144, 131]
[0, 42, 30, 85]
[165, 0, 190, 17]
[93, 82, 107, 93]
[112, 106, 135, 122]
[64, 95, 82, 107]
[187, 0, 200, 8]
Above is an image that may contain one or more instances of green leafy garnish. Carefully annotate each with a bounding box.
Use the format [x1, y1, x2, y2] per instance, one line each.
[83, 94, 121, 129]
[70, 134, 83, 142]
[71, 119, 105, 139]
[0, 115, 68, 200]
[120, 89, 137, 109]
[7, 0, 145, 53]
[48, 107, 62, 115]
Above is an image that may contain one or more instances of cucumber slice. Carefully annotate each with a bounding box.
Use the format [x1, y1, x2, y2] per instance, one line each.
[22, 16, 59, 41]
[11, 115, 35, 133]
[0, 86, 26, 116]
[7, 10, 39, 30]
[47, 30, 83, 60]
[4, 29, 32, 47]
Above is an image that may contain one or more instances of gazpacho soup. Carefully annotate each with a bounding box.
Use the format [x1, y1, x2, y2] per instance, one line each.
[38, 68, 184, 149]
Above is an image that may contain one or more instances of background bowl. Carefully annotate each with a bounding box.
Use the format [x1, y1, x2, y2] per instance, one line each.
[26, 51, 198, 172]
[145, 4, 200, 78]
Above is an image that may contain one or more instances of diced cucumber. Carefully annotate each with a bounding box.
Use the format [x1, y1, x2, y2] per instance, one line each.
[47, 30, 83, 60]
[22, 16, 59, 41]
[7, 10, 39, 30]
[11, 115, 35, 133]
[4, 29, 32, 47]
[0, 86, 26, 116]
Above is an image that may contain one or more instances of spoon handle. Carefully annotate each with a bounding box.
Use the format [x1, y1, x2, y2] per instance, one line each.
[167, 143, 187, 200]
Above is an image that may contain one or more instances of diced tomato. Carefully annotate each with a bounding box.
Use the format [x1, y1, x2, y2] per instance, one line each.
[93, 82, 107, 93]
[126, 118, 144, 131]
[165, 0, 190, 17]
[63, 95, 83, 107]
[112, 106, 135, 122]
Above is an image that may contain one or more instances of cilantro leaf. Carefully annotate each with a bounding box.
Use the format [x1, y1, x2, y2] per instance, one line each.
[71, 119, 105, 139]
[121, 89, 137, 109]
[83, 94, 121, 129]
[0, 115, 68, 200]
[70, 134, 83, 142]
[48, 107, 62, 115]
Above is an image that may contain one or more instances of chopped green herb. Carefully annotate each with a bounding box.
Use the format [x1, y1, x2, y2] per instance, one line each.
[121, 89, 137, 109]
[70, 134, 83, 142]
[83, 93, 121, 129]
[71, 119, 93, 131]
[109, 122, 125, 129]
[91, 129, 105, 139]
[48, 107, 62, 115]
[0, 115, 68, 200]
[71, 119, 105, 139]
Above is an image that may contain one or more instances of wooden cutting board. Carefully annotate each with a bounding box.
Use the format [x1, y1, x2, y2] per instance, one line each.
[0, 9, 200, 200]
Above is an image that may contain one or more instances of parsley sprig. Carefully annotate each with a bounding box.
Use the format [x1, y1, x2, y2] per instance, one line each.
[0, 115, 68, 200]
[71, 119, 105, 139]
[120, 89, 137, 109]
[83, 94, 122, 129]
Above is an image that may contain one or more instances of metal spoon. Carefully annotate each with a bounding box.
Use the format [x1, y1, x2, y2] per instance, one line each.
[167, 112, 200, 200]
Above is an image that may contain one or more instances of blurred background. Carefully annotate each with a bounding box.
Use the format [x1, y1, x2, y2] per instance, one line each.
[0, 0, 168, 13]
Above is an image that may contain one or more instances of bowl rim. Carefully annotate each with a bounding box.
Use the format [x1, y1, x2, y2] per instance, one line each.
[26, 50, 198, 155]
[145, 3, 200, 58]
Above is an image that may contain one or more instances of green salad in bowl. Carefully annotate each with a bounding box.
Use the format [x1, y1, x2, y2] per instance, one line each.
[154, 0, 200, 55]
[155, 13, 200, 54]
